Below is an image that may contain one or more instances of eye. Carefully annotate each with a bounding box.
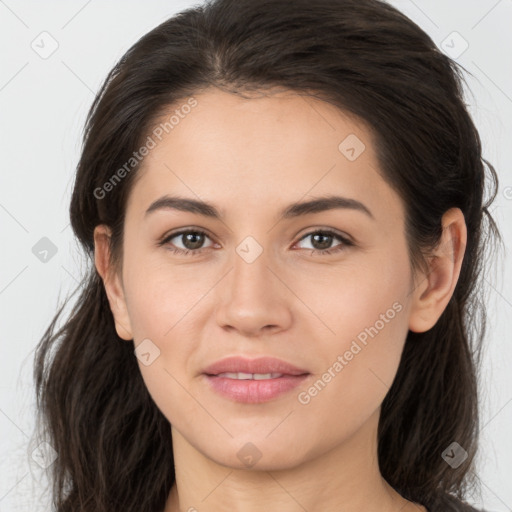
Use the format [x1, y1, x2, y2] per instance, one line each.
[158, 229, 216, 256]
[158, 227, 354, 257]
[294, 229, 353, 256]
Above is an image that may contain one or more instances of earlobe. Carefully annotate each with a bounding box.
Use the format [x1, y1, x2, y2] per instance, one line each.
[93, 225, 133, 341]
[408, 208, 467, 333]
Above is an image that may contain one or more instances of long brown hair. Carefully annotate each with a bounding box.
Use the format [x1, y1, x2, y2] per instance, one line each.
[33, 0, 501, 510]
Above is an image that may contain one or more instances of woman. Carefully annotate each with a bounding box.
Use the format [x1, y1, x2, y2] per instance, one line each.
[33, 0, 501, 511]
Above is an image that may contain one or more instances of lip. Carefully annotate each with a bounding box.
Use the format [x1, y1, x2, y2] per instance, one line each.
[202, 356, 310, 404]
[202, 356, 309, 376]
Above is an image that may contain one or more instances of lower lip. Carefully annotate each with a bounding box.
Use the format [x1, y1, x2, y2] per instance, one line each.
[204, 374, 310, 403]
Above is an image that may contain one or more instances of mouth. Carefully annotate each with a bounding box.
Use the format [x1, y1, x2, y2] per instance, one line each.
[202, 356, 310, 403]
[214, 372, 288, 379]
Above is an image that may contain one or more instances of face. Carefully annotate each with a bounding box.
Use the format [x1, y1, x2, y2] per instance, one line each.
[99, 88, 421, 470]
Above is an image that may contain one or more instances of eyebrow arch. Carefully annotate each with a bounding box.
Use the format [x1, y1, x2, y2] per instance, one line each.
[144, 194, 374, 221]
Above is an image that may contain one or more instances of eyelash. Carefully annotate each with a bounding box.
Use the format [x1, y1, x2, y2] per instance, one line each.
[158, 228, 354, 257]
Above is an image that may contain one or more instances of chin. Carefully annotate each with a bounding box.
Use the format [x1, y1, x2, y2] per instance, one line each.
[202, 436, 312, 472]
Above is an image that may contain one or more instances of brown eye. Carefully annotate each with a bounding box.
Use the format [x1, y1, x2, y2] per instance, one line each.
[160, 229, 215, 255]
[295, 229, 353, 255]
[176, 232, 206, 250]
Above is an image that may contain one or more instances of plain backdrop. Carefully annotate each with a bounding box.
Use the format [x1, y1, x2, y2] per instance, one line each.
[0, 1, 511, 511]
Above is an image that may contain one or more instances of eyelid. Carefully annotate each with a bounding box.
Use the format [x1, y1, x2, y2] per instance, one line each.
[159, 226, 214, 242]
[294, 226, 354, 244]
[160, 225, 353, 242]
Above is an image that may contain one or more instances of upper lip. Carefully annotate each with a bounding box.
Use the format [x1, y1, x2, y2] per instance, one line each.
[203, 356, 309, 376]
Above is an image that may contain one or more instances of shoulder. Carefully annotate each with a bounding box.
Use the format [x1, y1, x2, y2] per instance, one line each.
[428, 492, 493, 512]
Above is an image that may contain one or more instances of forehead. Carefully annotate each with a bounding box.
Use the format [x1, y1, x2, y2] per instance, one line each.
[125, 88, 404, 226]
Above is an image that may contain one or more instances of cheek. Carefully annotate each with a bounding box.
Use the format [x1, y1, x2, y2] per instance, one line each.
[296, 244, 411, 344]
[292, 299, 410, 454]
[122, 257, 212, 424]
[123, 252, 214, 341]
[295, 246, 412, 407]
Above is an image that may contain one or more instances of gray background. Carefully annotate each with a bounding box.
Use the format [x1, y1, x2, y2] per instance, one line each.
[0, 1, 511, 510]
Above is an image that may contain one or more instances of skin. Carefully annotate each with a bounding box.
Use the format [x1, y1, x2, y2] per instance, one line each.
[94, 87, 467, 512]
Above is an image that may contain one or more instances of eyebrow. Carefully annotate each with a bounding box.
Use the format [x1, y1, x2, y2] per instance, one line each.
[144, 194, 374, 221]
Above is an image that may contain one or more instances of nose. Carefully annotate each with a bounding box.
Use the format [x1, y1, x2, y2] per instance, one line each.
[214, 247, 293, 337]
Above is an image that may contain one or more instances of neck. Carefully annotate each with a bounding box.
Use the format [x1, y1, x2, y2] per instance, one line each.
[164, 408, 423, 512]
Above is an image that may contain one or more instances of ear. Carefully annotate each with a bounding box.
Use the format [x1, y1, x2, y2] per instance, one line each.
[93, 224, 133, 340]
[408, 208, 467, 333]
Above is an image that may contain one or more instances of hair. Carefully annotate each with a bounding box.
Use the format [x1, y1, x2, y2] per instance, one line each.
[33, 0, 502, 511]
